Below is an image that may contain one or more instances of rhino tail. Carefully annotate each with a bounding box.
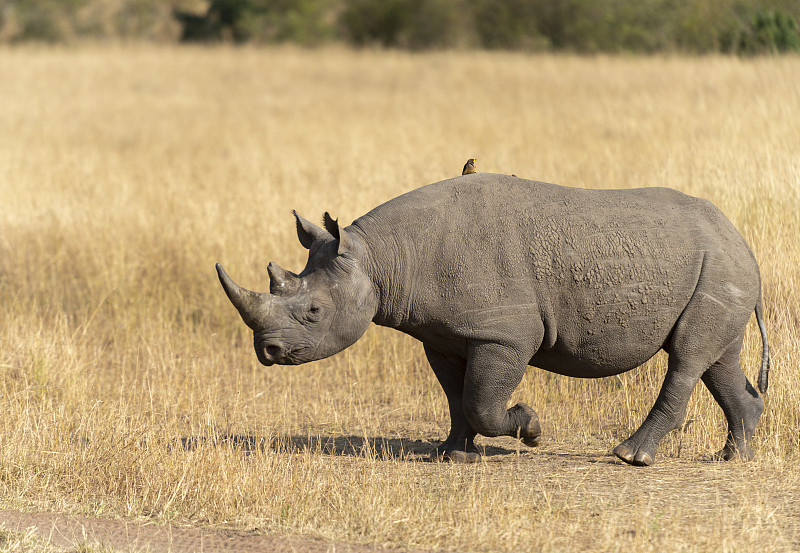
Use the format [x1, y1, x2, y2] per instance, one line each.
[755, 293, 770, 395]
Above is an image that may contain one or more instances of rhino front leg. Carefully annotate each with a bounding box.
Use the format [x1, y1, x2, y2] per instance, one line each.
[423, 345, 480, 463]
[462, 341, 542, 447]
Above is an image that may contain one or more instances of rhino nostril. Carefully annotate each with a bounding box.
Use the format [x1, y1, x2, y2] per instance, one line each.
[264, 345, 280, 360]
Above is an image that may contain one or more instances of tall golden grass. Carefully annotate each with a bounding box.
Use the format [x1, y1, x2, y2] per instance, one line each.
[0, 46, 798, 552]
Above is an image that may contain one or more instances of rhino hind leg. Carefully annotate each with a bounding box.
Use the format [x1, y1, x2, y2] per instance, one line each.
[613, 356, 707, 466]
[701, 336, 764, 461]
[614, 275, 755, 467]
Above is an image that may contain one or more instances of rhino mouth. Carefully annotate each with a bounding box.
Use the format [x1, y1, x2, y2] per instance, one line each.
[254, 332, 322, 366]
[255, 341, 311, 366]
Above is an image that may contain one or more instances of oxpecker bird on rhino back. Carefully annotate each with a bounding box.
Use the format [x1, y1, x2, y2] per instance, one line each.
[216, 173, 770, 466]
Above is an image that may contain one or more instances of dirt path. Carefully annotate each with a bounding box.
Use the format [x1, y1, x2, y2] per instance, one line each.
[2, 447, 799, 552]
[0, 510, 422, 553]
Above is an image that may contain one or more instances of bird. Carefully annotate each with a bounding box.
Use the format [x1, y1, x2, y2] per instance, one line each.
[462, 158, 477, 175]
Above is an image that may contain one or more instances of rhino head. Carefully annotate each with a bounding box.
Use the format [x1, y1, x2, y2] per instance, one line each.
[216, 211, 378, 366]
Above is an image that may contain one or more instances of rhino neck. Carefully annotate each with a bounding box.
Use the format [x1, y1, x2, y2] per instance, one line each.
[348, 218, 418, 330]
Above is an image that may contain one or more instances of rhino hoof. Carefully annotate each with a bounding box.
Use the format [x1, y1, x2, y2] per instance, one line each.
[713, 445, 754, 462]
[521, 436, 541, 447]
[431, 449, 481, 464]
[613, 442, 654, 466]
[512, 403, 542, 446]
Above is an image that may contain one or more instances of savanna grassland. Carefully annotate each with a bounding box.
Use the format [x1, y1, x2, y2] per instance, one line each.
[0, 46, 799, 552]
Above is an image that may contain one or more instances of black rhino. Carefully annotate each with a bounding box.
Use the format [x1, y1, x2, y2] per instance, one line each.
[216, 174, 769, 465]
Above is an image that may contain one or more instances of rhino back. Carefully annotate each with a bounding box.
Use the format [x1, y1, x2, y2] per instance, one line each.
[350, 174, 758, 374]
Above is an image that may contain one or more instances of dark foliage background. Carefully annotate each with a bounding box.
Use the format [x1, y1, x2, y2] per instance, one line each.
[1, 0, 799, 54]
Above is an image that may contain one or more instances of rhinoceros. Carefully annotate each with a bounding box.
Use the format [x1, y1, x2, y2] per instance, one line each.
[216, 174, 769, 465]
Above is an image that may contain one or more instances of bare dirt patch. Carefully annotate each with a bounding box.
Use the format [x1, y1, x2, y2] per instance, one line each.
[0, 509, 432, 553]
[3, 442, 799, 552]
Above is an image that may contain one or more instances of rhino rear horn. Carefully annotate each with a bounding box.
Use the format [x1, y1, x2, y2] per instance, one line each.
[268, 262, 301, 296]
[216, 263, 272, 330]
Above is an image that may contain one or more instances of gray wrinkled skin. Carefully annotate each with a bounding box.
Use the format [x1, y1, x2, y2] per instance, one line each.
[217, 174, 770, 466]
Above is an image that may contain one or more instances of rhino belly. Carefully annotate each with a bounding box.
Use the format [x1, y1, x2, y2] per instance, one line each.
[530, 341, 662, 378]
[529, 303, 682, 378]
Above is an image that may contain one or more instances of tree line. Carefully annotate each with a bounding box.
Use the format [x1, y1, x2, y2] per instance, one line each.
[1, 0, 799, 54]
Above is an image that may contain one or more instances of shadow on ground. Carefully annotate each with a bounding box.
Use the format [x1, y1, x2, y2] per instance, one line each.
[177, 434, 518, 461]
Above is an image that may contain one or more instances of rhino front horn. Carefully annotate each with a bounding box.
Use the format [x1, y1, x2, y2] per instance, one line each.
[216, 263, 272, 330]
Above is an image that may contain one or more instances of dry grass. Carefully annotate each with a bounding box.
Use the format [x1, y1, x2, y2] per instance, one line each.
[0, 526, 65, 553]
[0, 523, 120, 552]
[0, 45, 798, 552]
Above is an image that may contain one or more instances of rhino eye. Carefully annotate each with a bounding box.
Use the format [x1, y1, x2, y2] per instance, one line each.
[306, 304, 323, 322]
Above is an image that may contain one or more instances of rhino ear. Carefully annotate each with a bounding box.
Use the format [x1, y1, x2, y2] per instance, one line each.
[323, 212, 352, 256]
[293, 210, 331, 249]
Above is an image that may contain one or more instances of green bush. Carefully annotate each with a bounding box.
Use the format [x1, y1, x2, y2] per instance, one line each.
[339, 0, 469, 50]
[338, 0, 403, 47]
[0, 0, 179, 42]
[737, 8, 800, 54]
[472, 0, 549, 50]
[174, 0, 337, 45]
[0, 0, 86, 42]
